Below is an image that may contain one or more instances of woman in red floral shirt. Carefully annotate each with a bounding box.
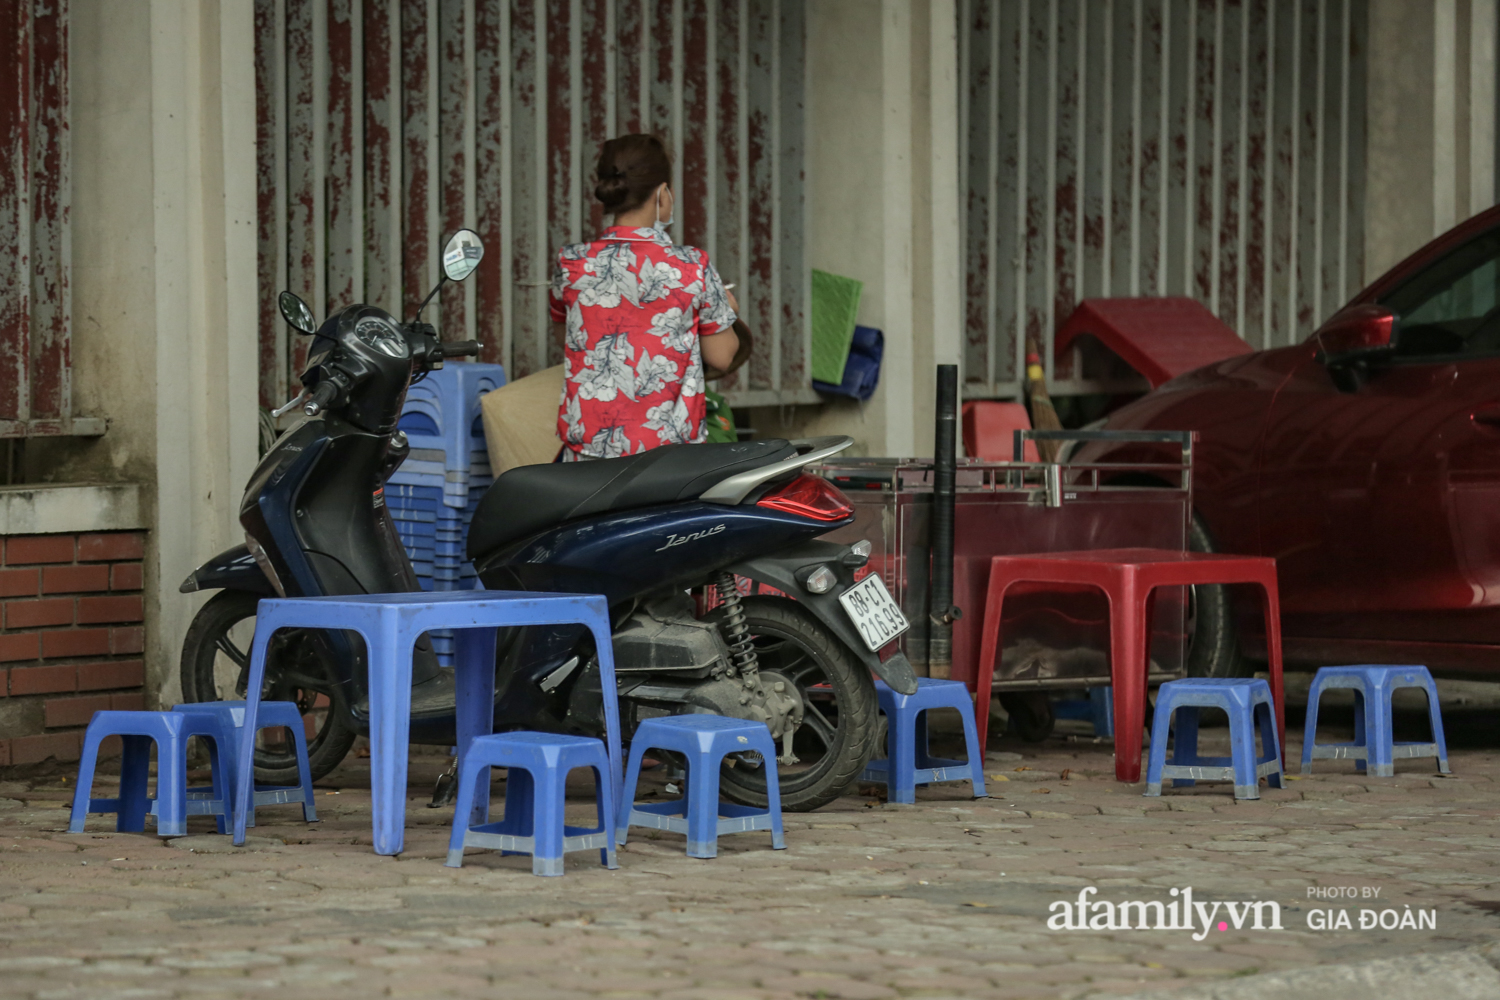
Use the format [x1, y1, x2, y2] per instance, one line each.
[550, 134, 740, 461]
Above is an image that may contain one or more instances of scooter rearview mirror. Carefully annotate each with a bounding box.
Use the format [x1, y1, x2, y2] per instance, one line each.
[414, 229, 486, 322]
[278, 291, 318, 335]
[441, 229, 484, 283]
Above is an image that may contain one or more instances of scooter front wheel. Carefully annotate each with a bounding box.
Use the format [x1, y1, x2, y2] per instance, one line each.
[179, 590, 358, 784]
[704, 596, 879, 812]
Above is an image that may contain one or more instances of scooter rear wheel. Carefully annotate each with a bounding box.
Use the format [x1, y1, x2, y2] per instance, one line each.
[179, 590, 358, 784]
[705, 596, 879, 812]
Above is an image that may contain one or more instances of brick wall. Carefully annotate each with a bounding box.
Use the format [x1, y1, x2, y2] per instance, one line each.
[0, 531, 148, 765]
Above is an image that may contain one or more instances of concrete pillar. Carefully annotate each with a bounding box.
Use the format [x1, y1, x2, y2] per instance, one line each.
[148, 0, 260, 705]
[754, 0, 963, 459]
[1366, 0, 1498, 279]
[63, 1, 258, 708]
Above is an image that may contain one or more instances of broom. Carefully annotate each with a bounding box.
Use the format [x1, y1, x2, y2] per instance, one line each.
[1024, 334, 1064, 462]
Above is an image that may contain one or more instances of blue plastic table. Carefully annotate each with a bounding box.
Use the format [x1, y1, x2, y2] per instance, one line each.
[231, 590, 620, 856]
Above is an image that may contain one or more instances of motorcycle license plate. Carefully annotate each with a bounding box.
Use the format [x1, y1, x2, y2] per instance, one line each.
[838, 573, 909, 652]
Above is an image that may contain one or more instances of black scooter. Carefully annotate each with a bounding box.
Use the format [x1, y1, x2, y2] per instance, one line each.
[179, 229, 917, 812]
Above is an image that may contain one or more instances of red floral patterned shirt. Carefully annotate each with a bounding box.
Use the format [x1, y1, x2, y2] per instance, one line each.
[550, 226, 737, 461]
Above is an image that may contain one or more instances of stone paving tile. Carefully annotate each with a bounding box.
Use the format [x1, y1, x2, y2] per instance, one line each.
[1, 730, 1499, 997]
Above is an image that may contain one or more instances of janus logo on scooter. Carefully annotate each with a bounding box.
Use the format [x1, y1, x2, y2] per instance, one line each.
[655, 523, 726, 553]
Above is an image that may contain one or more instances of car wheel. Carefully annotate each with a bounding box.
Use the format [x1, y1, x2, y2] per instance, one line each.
[1185, 515, 1250, 678]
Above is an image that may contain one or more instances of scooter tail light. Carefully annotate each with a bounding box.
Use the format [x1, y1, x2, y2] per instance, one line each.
[755, 474, 855, 522]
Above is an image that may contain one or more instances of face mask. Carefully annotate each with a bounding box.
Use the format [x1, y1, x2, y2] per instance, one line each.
[654, 185, 674, 232]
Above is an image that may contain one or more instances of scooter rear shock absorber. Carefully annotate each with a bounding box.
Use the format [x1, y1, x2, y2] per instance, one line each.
[716, 572, 759, 677]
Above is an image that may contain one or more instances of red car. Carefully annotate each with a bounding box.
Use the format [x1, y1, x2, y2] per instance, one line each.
[1098, 205, 1500, 679]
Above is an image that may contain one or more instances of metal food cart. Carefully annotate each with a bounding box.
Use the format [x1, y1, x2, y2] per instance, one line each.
[811, 430, 1195, 698]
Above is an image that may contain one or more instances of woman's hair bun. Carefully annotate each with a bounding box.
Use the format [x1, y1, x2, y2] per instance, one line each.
[594, 134, 671, 214]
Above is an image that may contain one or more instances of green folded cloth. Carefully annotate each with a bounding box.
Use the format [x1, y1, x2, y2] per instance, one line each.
[810, 269, 864, 384]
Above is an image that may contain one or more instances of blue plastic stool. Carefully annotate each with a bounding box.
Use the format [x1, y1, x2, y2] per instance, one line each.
[445, 732, 618, 876]
[234, 590, 621, 856]
[618, 716, 785, 859]
[860, 679, 987, 804]
[69, 711, 235, 837]
[1144, 678, 1284, 800]
[1090, 686, 1114, 737]
[173, 701, 318, 827]
[1301, 665, 1450, 776]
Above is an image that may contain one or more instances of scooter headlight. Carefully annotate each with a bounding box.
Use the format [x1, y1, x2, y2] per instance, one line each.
[804, 565, 838, 594]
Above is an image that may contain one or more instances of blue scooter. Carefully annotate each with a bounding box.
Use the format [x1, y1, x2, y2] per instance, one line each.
[178, 229, 917, 812]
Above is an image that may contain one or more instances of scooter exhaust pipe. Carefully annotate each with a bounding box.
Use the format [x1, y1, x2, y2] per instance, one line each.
[929, 364, 959, 679]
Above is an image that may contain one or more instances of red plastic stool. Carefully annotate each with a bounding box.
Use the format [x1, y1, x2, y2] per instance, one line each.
[973, 548, 1283, 782]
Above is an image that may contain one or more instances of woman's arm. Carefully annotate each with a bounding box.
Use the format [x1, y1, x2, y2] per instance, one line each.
[701, 327, 740, 371]
[700, 285, 740, 372]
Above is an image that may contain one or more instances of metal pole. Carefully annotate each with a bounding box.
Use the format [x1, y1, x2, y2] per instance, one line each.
[929, 364, 958, 679]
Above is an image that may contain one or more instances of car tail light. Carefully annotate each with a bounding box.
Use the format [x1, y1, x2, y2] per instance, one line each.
[756, 474, 855, 521]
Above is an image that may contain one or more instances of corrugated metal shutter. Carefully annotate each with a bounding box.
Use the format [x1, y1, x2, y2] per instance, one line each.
[960, 0, 1368, 398]
[255, 0, 809, 413]
[0, 0, 96, 439]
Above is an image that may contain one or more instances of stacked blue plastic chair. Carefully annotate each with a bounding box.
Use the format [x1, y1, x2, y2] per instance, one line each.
[385, 362, 506, 665]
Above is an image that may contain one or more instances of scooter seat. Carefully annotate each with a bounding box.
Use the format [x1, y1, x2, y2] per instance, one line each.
[466, 439, 799, 559]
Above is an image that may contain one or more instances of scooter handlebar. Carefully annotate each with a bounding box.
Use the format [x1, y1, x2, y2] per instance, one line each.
[439, 340, 482, 358]
[303, 380, 339, 416]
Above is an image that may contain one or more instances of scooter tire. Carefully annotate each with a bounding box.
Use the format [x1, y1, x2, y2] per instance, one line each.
[705, 596, 879, 813]
[179, 589, 358, 784]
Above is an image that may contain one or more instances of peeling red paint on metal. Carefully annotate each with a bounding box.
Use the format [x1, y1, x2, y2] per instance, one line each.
[28, 0, 66, 420]
[680, 0, 708, 250]
[1242, 0, 1269, 346]
[248, 0, 808, 402]
[712, 0, 741, 394]
[650, 0, 673, 137]
[474, 0, 505, 367]
[509, 0, 542, 378]
[744, 0, 772, 391]
[1052, 3, 1079, 378]
[0, 0, 31, 423]
[544, 0, 571, 369]
[1217, 1, 1242, 326]
[1192, 1, 1215, 304]
[777, 0, 804, 388]
[616, 0, 642, 133]
[285, 0, 316, 379]
[579, 0, 610, 238]
[438, 4, 467, 336]
[401, 0, 430, 313]
[962, 0, 991, 383]
[1136, 0, 1164, 299]
[326, 0, 355, 313]
[364, 0, 396, 315]
[255, 0, 281, 407]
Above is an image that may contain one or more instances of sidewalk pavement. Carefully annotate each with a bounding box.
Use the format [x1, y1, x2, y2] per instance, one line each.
[0, 720, 1497, 1000]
